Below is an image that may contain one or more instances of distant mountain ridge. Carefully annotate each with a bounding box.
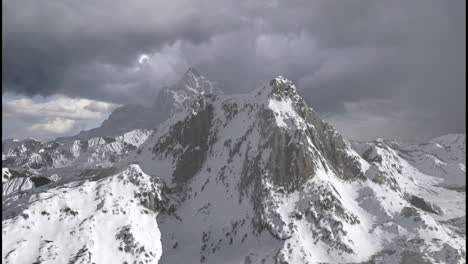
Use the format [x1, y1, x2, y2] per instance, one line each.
[56, 68, 223, 141]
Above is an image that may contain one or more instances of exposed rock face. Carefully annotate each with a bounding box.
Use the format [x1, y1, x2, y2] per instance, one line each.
[153, 96, 216, 185]
[264, 126, 318, 190]
[261, 77, 365, 191]
[407, 194, 444, 215]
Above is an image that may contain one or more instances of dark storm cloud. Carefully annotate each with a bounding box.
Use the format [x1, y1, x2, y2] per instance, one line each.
[2, 0, 465, 140]
[2, 0, 246, 103]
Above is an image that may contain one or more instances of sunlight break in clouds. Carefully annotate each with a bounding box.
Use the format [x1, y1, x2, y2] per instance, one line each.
[2, 95, 120, 138]
[29, 117, 77, 134]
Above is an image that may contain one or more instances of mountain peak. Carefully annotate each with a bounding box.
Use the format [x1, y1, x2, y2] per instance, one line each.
[269, 75, 297, 95]
[173, 67, 221, 95]
[253, 75, 299, 102]
[180, 67, 203, 86]
[184, 67, 201, 78]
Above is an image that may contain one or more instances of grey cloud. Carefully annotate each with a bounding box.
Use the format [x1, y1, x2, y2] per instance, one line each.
[2, 96, 119, 140]
[2, 0, 246, 102]
[2, 0, 465, 141]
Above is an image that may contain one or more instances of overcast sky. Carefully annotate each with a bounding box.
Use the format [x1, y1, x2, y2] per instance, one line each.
[2, 0, 466, 141]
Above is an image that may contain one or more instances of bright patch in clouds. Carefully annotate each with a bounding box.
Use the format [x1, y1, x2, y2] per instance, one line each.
[3, 95, 120, 139]
[30, 117, 77, 134]
[3, 96, 118, 120]
[138, 54, 150, 64]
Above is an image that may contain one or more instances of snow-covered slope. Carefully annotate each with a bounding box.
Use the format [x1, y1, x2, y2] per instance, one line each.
[2, 72, 465, 264]
[2, 165, 162, 264]
[352, 135, 466, 187]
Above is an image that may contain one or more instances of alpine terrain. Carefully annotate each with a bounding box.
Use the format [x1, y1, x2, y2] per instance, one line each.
[2, 69, 466, 264]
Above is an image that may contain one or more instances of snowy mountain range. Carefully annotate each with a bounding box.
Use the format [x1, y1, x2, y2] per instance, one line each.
[2, 69, 466, 264]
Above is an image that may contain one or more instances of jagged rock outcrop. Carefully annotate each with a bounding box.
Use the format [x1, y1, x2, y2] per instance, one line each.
[2, 129, 151, 172]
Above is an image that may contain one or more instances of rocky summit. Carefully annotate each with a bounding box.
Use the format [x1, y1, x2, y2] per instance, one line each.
[2, 70, 466, 264]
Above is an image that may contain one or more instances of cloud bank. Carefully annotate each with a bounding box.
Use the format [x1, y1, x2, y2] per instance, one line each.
[2, 0, 465, 141]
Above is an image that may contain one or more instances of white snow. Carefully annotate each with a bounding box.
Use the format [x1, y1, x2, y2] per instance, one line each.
[2, 165, 162, 264]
